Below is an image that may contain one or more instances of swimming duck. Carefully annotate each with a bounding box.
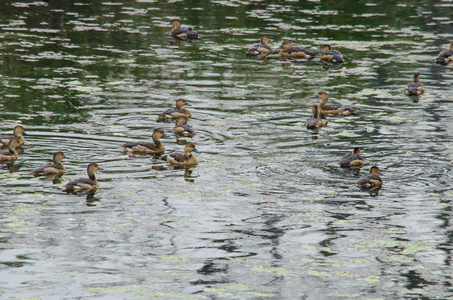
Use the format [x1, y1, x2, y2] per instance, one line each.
[435, 43, 453, 64]
[339, 147, 364, 168]
[0, 137, 21, 161]
[65, 163, 101, 190]
[404, 74, 425, 96]
[311, 91, 355, 115]
[170, 19, 198, 39]
[0, 125, 26, 147]
[357, 166, 382, 188]
[277, 41, 316, 59]
[158, 98, 192, 119]
[30, 151, 66, 175]
[121, 129, 167, 153]
[173, 116, 196, 137]
[161, 143, 199, 166]
[320, 44, 344, 63]
[246, 35, 273, 56]
[305, 104, 326, 129]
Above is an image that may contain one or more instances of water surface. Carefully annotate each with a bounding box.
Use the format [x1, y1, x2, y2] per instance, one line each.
[1, 0, 453, 299]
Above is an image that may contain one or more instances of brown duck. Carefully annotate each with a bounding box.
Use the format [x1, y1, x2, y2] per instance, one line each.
[339, 147, 364, 168]
[436, 43, 453, 64]
[158, 98, 192, 119]
[404, 74, 425, 96]
[0, 137, 22, 161]
[277, 41, 316, 59]
[0, 125, 26, 147]
[121, 129, 167, 153]
[30, 151, 66, 175]
[170, 19, 198, 39]
[357, 166, 382, 188]
[305, 104, 326, 129]
[173, 116, 196, 137]
[65, 163, 101, 190]
[246, 35, 273, 56]
[161, 143, 199, 166]
[312, 91, 354, 115]
[320, 44, 344, 63]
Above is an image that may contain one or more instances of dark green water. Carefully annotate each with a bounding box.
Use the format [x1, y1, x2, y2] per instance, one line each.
[1, 0, 453, 299]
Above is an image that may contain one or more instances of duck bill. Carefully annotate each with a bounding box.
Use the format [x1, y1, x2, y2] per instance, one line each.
[193, 148, 200, 154]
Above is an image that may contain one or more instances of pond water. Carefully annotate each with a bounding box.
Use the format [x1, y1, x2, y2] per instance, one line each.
[1, 0, 453, 299]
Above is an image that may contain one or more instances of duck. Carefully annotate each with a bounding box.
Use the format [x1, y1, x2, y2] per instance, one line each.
[173, 116, 196, 137]
[246, 35, 273, 56]
[435, 43, 453, 64]
[30, 151, 66, 175]
[170, 19, 198, 39]
[320, 44, 344, 63]
[357, 166, 382, 188]
[339, 147, 364, 168]
[0, 137, 22, 161]
[121, 129, 167, 153]
[311, 91, 355, 115]
[0, 125, 26, 147]
[305, 104, 326, 129]
[64, 163, 101, 190]
[404, 74, 425, 96]
[277, 41, 316, 59]
[161, 143, 199, 166]
[158, 98, 192, 119]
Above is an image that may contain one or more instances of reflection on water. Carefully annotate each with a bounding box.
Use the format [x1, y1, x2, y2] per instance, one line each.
[1, 0, 453, 299]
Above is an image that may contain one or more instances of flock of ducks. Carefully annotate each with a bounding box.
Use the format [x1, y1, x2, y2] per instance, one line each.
[0, 97, 199, 191]
[241, 33, 451, 191]
[1, 19, 452, 193]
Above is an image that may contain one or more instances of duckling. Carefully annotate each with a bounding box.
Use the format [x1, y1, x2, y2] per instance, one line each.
[158, 98, 192, 119]
[161, 143, 199, 166]
[0, 137, 21, 161]
[277, 41, 316, 59]
[173, 116, 196, 137]
[320, 44, 344, 63]
[305, 104, 326, 129]
[170, 19, 198, 39]
[311, 91, 355, 115]
[357, 166, 382, 188]
[404, 74, 425, 96]
[0, 125, 26, 147]
[435, 43, 453, 64]
[65, 163, 101, 190]
[246, 35, 273, 56]
[30, 151, 66, 175]
[339, 147, 364, 168]
[121, 129, 167, 153]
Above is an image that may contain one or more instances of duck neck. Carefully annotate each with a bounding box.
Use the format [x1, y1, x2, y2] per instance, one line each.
[153, 137, 162, 148]
[318, 98, 327, 109]
[9, 148, 17, 156]
[312, 106, 319, 118]
[88, 173, 97, 181]
[8, 144, 17, 155]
